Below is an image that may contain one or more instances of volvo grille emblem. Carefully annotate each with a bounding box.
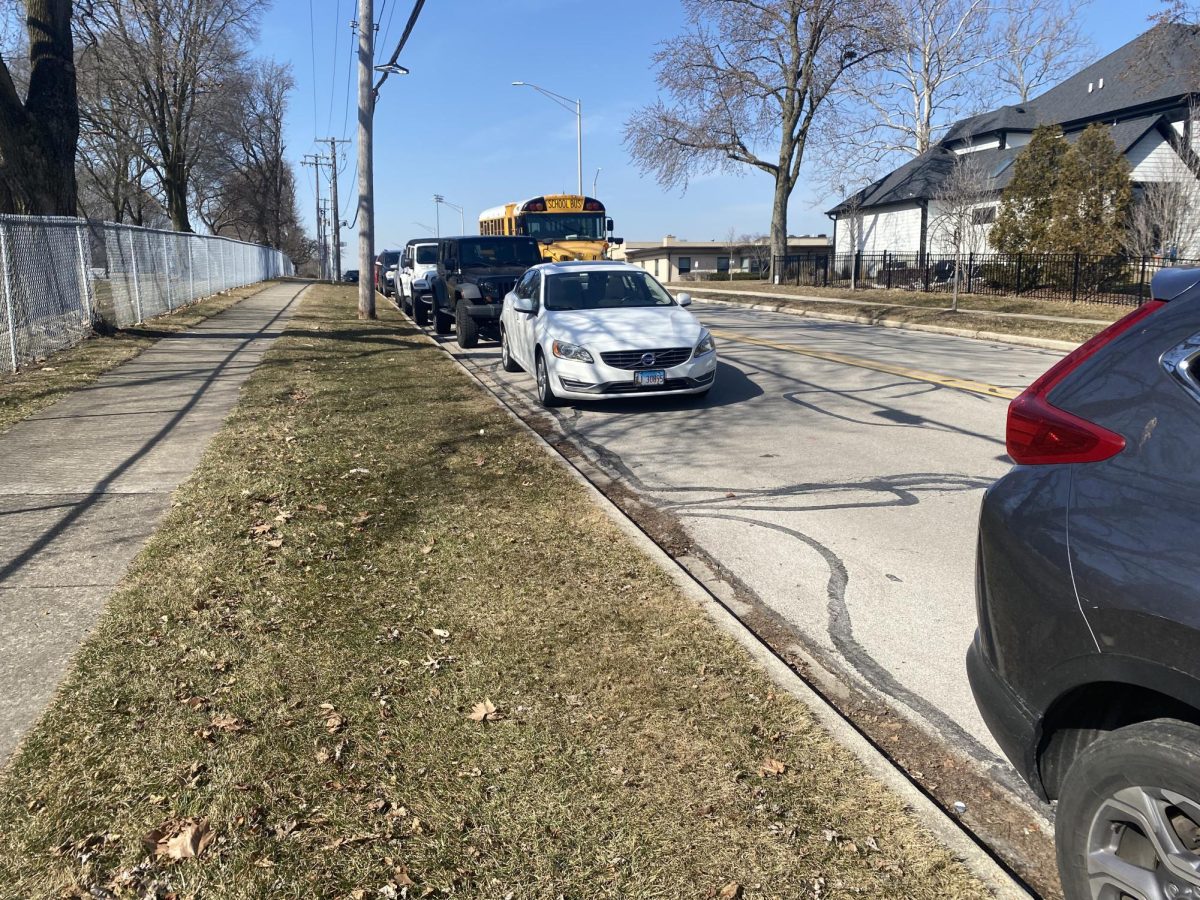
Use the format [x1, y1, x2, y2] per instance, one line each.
[640, 353, 657, 367]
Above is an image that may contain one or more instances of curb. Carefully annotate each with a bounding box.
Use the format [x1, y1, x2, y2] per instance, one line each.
[690, 294, 1080, 352]
[403, 300, 1035, 900]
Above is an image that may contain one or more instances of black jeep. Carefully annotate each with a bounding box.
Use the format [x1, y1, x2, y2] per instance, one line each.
[429, 236, 543, 348]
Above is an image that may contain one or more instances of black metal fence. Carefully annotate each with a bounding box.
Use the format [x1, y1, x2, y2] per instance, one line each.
[771, 251, 1200, 307]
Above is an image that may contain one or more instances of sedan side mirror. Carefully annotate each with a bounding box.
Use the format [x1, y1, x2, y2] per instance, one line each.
[677, 292, 692, 307]
[512, 295, 534, 314]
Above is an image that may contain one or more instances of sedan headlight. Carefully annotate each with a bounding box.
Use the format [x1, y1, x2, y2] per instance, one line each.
[552, 340, 594, 364]
[694, 331, 716, 356]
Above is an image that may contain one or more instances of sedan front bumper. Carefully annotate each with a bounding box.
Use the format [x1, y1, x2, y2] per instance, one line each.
[549, 350, 718, 400]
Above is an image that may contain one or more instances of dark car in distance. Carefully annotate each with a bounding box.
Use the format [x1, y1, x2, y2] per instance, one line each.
[342, 270, 359, 283]
[428, 236, 543, 349]
[374, 250, 399, 297]
[969, 268, 1200, 900]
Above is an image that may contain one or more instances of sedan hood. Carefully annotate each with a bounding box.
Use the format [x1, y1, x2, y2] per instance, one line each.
[547, 306, 704, 351]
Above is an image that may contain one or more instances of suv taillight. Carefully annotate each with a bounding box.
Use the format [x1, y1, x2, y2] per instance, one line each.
[1006, 301, 1165, 465]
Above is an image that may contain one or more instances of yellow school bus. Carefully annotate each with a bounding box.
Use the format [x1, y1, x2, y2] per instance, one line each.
[478, 194, 614, 261]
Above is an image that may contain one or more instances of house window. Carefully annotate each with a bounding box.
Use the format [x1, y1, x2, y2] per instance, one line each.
[677, 256, 691, 274]
[972, 207, 996, 226]
[717, 256, 730, 273]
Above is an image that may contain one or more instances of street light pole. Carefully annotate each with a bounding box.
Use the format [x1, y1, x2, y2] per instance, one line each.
[433, 194, 465, 235]
[512, 81, 583, 196]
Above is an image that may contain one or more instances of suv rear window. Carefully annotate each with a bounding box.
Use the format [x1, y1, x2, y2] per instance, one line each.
[458, 239, 542, 267]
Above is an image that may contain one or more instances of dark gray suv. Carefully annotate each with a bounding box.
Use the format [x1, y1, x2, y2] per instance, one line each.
[429, 236, 542, 348]
[969, 268, 1200, 899]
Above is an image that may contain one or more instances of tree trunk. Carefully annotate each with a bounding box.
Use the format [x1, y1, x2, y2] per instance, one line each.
[164, 158, 191, 232]
[769, 174, 789, 285]
[0, 0, 78, 216]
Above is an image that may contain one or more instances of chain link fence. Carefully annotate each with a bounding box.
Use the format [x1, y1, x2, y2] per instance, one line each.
[0, 214, 294, 373]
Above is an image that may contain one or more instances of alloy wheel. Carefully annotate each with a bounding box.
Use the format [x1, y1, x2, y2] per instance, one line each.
[1085, 785, 1200, 899]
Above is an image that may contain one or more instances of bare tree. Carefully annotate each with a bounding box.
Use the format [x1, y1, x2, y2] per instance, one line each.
[994, 0, 1092, 103]
[1123, 101, 1200, 260]
[929, 153, 994, 309]
[77, 0, 266, 232]
[816, 0, 1091, 195]
[191, 60, 298, 251]
[738, 233, 772, 279]
[0, 0, 78, 215]
[625, 0, 893, 270]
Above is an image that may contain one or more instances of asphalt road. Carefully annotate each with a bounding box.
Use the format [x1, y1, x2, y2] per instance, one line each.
[436, 301, 1065, 774]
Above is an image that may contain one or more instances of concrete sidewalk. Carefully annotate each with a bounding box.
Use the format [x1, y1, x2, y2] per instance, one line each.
[0, 281, 307, 762]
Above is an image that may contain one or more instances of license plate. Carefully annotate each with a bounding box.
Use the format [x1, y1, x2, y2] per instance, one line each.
[635, 370, 665, 386]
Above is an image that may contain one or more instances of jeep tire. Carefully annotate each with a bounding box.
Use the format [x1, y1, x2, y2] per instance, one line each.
[455, 302, 479, 349]
[412, 295, 429, 327]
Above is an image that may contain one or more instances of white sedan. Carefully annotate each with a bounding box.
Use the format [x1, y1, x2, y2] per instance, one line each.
[499, 261, 717, 407]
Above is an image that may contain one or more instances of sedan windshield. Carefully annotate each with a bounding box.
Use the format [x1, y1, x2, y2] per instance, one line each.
[544, 271, 676, 311]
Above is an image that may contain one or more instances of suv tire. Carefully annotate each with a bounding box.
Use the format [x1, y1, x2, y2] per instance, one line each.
[433, 286, 453, 334]
[412, 295, 429, 327]
[401, 290, 413, 316]
[1056, 718, 1200, 900]
[455, 302, 479, 349]
[535, 352, 561, 408]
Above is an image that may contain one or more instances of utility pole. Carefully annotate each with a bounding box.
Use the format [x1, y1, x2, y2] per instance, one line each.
[321, 137, 350, 279]
[302, 152, 327, 280]
[356, 0, 375, 319]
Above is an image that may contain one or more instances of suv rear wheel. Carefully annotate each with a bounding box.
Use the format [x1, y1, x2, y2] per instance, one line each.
[1056, 718, 1200, 900]
[455, 302, 479, 349]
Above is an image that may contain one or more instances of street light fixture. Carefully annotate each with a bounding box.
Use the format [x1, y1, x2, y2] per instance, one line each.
[432, 194, 464, 236]
[512, 81, 583, 196]
[374, 63, 410, 77]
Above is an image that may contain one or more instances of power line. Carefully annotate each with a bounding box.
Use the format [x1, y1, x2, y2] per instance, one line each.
[307, 0, 320, 134]
[339, 22, 357, 142]
[373, 0, 427, 95]
[326, 0, 343, 135]
[376, 0, 399, 64]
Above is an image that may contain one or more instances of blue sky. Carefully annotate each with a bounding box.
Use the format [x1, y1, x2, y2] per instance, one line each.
[256, 0, 1169, 257]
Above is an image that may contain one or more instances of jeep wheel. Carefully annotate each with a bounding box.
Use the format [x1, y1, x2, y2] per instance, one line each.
[1056, 718, 1200, 900]
[535, 352, 561, 408]
[413, 295, 429, 327]
[500, 327, 521, 372]
[401, 290, 413, 316]
[455, 302, 479, 349]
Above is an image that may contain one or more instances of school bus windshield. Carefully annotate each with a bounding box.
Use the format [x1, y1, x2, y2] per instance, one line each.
[521, 213, 605, 241]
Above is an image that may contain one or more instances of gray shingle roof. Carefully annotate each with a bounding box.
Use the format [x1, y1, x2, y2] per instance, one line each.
[828, 23, 1199, 215]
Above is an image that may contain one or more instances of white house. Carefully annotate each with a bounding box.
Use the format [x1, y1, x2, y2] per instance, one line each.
[614, 235, 830, 281]
[828, 24, 1200, 259]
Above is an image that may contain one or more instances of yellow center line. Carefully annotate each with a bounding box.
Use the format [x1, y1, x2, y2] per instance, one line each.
[708, 329, 1021, 401]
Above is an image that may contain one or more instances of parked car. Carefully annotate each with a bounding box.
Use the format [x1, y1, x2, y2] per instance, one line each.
[429, 236, 543, 348]
[342, 269, 359, 284]
[498, 261, 717, 407]
[968, 267, 1200, 900]
[374, 250, 399, 296]
[398, 238, 437, 327]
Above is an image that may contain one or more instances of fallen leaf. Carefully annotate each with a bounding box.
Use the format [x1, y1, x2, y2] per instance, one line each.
[467, 700, 503, 723]
[180, 696, 208, 711]
[210, 713, 246, 733]
[719, 884, 743, 900]
[431, 628, 450, 639]
[759, 758, 788, 777]
[420, 545, 434, 555]
[250, 523, 273, 535]
[725, 492, 737, 499]
[265, 538, 283, 549]
[143, 818, 215, 861]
